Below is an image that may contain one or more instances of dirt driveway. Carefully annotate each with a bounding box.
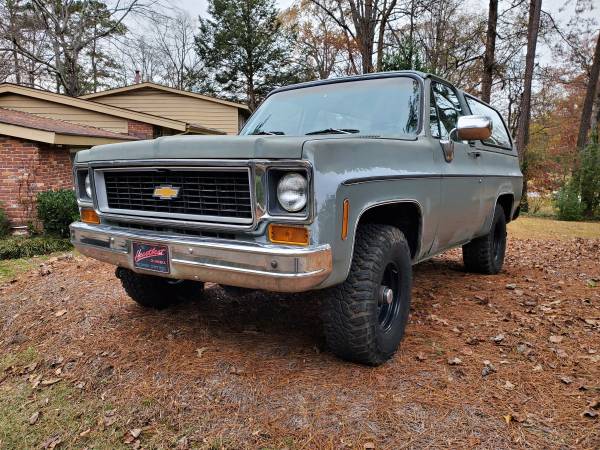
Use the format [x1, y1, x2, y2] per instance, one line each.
[1, 226, 599, 448]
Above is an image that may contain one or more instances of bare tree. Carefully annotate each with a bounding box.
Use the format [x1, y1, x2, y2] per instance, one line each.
[481, 0, 498, 102]
[153, 12, 203, 90]
[0, 0, 148, 96]
[0, 0, 51, 87]
[576, 31, 600, 148]
[413, 0, 485, 89]
[515, 0, 542, 210]
[309, 0, 397, 73]
[285, 0, 347, 79]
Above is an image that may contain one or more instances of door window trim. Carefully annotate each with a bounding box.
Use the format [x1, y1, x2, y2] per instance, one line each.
[463, 93, 514, 152]
[429, 80, 465, 141]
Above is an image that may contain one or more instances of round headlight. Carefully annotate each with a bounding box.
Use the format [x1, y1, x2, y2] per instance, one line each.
[84, 174, 92, 198]
[277, 172, 307, 212]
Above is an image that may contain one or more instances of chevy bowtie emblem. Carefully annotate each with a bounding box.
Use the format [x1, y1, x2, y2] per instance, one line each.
[153, 185, 180, 200]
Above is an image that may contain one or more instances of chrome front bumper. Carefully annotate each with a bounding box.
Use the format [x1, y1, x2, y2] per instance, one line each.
[70, 222, 332, 292]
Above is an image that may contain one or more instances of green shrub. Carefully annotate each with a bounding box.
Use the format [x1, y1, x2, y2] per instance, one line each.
[0, 236, 72, 260]
[555, 180, 585, 221]
[0, 203, 10, 238]
[36, 189, 79, 238]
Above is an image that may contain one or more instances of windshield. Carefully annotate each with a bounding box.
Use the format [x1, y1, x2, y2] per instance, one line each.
[241, 77, 421, 137]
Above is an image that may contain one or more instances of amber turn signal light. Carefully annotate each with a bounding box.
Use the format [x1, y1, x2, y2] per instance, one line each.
[80, 208, 100, 224]
[341, 199, 350, 240]
[268, 224, 309, 246]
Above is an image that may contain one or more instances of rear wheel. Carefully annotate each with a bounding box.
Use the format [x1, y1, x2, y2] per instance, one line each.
[462, 204, 507, 274]
[321, 224, 412, 365]
[116, 268, 204, 309]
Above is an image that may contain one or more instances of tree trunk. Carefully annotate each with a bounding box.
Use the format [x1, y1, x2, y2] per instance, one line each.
[481, 0, 498, 103]
[576, 31, 600, 149]
[515, 0, 542, 212]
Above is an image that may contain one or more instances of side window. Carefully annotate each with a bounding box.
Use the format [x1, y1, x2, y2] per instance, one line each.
[430, 82, 462, 140]
[466, 97, 512, 149]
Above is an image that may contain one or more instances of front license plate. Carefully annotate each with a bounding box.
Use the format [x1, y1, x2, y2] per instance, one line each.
[132, 242, 170, 274]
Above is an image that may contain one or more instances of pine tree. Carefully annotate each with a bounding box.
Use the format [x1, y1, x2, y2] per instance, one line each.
[195, 0, 300, 111]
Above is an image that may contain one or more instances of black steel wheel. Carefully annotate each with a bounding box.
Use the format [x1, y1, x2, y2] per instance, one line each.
[321, 224, 412, 366]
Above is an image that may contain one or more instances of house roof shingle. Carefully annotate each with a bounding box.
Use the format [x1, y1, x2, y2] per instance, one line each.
[0, 107, 138, 140]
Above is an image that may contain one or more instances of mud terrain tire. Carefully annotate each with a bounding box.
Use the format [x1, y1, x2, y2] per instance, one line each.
[322, 224, 412, 365]
[462, 204, 507, 275]
[116, 268, 204, 309]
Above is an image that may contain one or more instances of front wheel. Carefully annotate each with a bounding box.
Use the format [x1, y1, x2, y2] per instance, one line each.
[462, 204, 507, 274]
[321, 224, 412, 366]
[116, 268, 204, 309]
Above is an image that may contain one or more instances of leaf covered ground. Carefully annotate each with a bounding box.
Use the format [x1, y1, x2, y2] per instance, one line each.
[0, 218, 599, 449]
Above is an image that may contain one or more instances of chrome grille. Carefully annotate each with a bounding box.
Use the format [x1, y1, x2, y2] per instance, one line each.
[100, 168, 252, 222]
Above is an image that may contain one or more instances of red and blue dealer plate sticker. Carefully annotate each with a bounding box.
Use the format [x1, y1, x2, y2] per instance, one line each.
[132, 242, 170, 274]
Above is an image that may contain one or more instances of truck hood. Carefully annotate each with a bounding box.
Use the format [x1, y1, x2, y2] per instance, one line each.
[76, 135, 311, 163]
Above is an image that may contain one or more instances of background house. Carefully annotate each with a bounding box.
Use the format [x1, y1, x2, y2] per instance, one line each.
[0, 82, 249, 231]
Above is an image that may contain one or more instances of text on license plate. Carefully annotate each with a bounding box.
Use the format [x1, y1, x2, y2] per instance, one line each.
[132, 242, 170, 273]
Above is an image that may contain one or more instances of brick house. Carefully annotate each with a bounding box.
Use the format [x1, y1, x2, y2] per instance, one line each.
[0, 83, 249, 231]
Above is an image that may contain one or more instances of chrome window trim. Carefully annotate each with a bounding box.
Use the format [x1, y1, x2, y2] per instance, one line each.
[75, 159, 314, 231]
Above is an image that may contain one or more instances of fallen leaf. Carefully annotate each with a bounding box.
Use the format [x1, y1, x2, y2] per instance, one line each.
[427, 314, 449, 326]
[29, 411, 40, 425]
[29, 374, 42, 389]
[556, 349, 568, 358]
[79, 428, 91, 437]
[492, 334, 505, 343]
[363, 442, 375, 449]
[176, 436, 189, 449]
[41, 435, 61, 449]
[196, 347, 209, 358]
[582, 409, 598, 418]
[503, 380, 515, 390]
[415, 352, 426, 361]
[54, 309, 67, 317]
[23, 362, 38, 373]
[549, 335, 564, 344]
[130, 428, 142, 439]
[560, 376, 573, 385]
[447, 357, 462, 365]
[40, 378, 61, 386]
[104, 415, 117, 427]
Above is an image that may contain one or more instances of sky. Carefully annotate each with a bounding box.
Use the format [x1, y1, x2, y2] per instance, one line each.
[167, 0, 598, 69]
[172, 0, 597, 23]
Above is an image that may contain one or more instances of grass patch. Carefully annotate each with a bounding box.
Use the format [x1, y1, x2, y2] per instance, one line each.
[0, 237, 72, 260]
[0, 349, 124, 449]
[0, 252, 70, 283]
[508, 216, 600, 239]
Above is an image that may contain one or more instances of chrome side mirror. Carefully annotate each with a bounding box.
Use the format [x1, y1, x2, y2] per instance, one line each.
[455, 115, 493, 141]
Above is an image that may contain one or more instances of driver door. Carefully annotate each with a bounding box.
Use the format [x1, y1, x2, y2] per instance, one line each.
[429, 81, 484, 251]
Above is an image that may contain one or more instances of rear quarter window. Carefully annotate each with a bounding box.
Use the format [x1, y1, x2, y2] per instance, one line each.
[465, 96, 512, 150]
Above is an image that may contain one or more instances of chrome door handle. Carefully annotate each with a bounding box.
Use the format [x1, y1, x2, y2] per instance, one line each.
[468, 150, 482, 158]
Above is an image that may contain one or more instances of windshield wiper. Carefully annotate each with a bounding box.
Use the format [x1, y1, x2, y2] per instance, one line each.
[250, 130, 285, 135]
[305, 128, 360, 135]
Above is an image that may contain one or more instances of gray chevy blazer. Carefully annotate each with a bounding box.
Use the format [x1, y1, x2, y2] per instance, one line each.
[71, 71, 522, 365]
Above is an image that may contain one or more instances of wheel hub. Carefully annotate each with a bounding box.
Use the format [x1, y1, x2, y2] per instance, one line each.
[379, 286, 394, 306]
